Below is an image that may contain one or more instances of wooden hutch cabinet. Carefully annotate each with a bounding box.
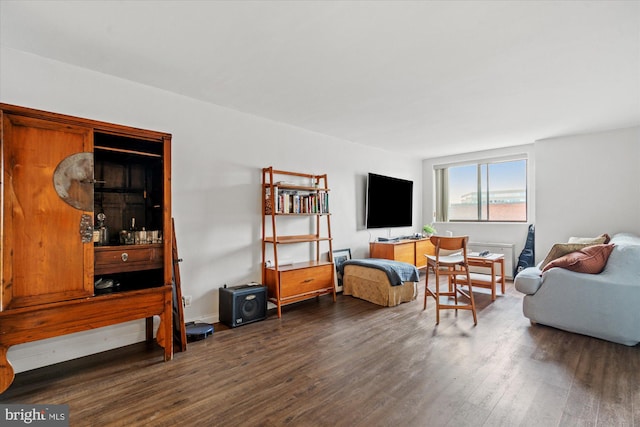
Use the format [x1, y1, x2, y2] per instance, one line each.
[261, 167, 336, 317]
[0, 104, 173, 394]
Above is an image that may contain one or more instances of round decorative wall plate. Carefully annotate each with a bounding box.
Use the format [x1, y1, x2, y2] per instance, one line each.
[53, 152, 94, 211]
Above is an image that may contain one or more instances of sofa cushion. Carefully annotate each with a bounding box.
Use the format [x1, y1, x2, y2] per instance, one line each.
[609, 232, 640, 246]
[568, 233, 610, 244]
[541, 244, 615, 274]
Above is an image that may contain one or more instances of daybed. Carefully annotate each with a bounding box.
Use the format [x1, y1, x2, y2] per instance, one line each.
[514, 233, 640, 346]
[342, 259, 419, 307]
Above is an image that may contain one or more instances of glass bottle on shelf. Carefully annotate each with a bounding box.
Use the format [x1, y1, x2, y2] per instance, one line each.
[96, 212, 109, 246]
[135, 227, 147, 245]
[120, 217, 135, 245]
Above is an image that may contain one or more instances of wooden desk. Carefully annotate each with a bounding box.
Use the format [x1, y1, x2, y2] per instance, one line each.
[464, 253, 505, 301]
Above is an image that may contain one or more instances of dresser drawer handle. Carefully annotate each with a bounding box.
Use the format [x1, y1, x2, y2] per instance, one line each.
[121, 253, 129, 262]
[303, 278, 314, 283]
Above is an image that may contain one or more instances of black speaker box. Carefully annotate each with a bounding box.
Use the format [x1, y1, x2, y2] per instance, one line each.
[219, 283, 267, 328]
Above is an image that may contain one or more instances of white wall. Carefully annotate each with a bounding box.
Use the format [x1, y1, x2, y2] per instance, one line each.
[1, 47, 423, 372]
[534, 127, 640, 259]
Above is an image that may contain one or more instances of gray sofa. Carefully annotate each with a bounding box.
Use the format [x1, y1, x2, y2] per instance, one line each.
[514, 233, 640, 346]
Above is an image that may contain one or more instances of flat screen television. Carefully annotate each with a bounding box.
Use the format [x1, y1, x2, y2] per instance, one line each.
[365, 173, 413, 229]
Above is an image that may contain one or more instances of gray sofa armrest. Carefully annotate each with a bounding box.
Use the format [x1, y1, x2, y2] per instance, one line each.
[514, 267, 543, 295]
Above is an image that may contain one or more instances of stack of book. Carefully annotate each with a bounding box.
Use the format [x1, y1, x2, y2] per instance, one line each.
[266, 187, 329, 214]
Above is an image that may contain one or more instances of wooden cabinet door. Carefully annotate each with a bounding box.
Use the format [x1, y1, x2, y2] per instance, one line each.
[394, 242, 415, 265]
[1, 114, 94, 310]
[415, 239, 435, 268]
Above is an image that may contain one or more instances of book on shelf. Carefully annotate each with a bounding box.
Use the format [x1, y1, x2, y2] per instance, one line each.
[264, 186, 273, 214]
[266, 188, 329, 214]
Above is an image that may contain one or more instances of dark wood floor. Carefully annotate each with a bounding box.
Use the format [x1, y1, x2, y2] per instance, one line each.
[2, 274, 638, 427]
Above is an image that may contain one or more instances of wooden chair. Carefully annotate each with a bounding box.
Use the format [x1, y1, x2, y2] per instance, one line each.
[423, 235, 477, 325]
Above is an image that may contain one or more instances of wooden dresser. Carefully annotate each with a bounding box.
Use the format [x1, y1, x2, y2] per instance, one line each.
[369, 238, 435, 269]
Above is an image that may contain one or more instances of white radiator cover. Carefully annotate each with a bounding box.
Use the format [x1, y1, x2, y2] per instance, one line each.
[468, 241, 516, 279]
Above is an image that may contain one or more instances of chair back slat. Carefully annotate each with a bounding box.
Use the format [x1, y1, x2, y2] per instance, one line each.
[429, 235, 468, 251]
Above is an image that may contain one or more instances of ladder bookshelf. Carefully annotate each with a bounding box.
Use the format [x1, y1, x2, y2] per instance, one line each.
[261, 167, 336, 317]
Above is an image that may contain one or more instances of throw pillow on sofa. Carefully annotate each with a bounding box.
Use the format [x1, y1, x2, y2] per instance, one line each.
[540, 233, 611, 269]
[541, 244, 615, 274]
[540, 243, 594, 269]
[568, 233, 611, 244]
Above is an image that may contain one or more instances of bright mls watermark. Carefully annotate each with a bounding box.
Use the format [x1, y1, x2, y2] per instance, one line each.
[1, 405, 69, 426]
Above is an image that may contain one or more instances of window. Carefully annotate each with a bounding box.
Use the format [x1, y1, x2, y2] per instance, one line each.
[435, 158, 527, 222]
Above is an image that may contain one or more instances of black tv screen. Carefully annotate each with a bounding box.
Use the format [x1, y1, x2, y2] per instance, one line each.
[366, 173, 413, 228]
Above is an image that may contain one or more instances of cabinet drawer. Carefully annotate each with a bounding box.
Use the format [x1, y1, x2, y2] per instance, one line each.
[95, 245, 163, 275]
[279, 265, 333, 298]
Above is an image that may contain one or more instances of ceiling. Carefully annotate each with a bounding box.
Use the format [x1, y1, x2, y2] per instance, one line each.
[1, 1, 639, 159]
